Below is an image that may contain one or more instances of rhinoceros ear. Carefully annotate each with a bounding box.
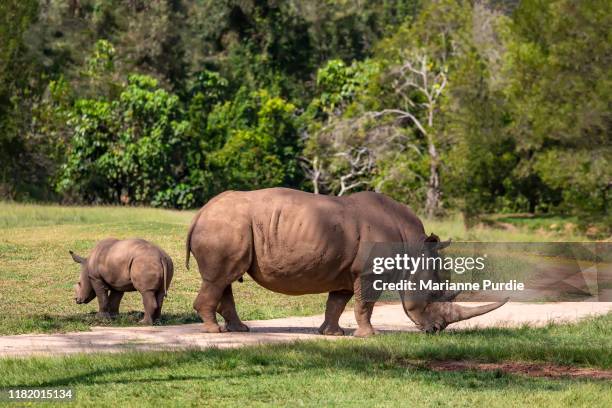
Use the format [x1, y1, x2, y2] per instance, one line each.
[69, 250, 86, 264]
[425, 234, 451, 250]
[425, 233, 440, 243]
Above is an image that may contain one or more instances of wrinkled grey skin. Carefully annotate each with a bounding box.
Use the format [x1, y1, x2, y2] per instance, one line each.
[70, 238, 174, 325]
[186, 188, 507, 336]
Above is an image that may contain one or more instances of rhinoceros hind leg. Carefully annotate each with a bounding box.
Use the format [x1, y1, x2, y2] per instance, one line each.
[318, 290, 353, 336]
[152, 290, 165, 322]
[193, 282, 226, 333]
[217, 284, 249, 332]
[139, 290, 157, 325]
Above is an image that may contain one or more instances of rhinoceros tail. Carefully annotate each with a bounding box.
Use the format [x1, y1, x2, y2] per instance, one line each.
[161, 256, 168, 297]
[185, 208, 203, 270]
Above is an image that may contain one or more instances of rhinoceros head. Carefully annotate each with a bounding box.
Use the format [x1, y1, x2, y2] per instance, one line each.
[400, 234, 507, 333]
[69, 250, 96, 304]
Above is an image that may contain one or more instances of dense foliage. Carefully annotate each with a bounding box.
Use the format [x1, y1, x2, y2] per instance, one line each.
[0, 0, 609, 230]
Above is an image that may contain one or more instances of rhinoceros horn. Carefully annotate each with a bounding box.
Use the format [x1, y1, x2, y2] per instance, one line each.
[401, 296, 508, 333]
[427, 299, 509, 323]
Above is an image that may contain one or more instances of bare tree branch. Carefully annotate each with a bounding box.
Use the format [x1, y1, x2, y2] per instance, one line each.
[370, 109, 429, 136]
[299, 156, 326, 194]
[335, 147, 375, 196]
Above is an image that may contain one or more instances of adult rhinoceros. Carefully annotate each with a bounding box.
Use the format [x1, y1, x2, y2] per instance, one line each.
[186, 188, 506, 336]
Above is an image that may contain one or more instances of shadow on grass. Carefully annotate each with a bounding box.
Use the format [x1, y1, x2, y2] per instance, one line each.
[0, 312, 201, 335]
[9, 342, 594, 392]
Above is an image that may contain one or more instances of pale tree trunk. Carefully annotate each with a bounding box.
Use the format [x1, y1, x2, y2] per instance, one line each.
[300, 156, 322, 194]
[425, 139, 441, 218]
[424, 108, 440, 218]
[311, 156, 321, 195]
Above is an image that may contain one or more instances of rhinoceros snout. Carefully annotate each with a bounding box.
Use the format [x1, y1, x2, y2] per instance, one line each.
[423, 324, 445, 334]
[421, 320, 447, 334]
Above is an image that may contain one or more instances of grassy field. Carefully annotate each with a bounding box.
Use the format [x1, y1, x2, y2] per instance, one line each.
[0, 202, 609, 406]
[0, 202, 591, 335]
[0, 314, 610, 407]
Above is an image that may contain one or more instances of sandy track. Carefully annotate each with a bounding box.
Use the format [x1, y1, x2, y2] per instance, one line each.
[0, 302, 610, 357]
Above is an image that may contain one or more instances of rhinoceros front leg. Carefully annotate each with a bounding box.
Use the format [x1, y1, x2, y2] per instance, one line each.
[108, 290, 124, 318]
[352, 279, 377, 337]
[91, 279, 111, 319]
[217, 284, 249, 332]
[353, 301, 376, 337]
[318, 290, 353, 336]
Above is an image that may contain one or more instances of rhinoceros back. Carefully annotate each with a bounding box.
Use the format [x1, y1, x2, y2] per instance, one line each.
[246, 189, 359, 294]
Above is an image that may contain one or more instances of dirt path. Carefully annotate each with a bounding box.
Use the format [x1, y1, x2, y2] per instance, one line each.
[0, 302, 610, 357]
[426, 360, 612, 380]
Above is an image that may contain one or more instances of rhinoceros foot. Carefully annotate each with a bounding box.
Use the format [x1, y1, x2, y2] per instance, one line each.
[353, 327, 377, 337]
[138, 317, 154, 325]
[202, 323, 227, 333]
[318, 322, 345, 336]
[225, 321, 249, 332]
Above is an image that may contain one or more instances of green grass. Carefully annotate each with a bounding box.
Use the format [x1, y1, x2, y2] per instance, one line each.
[427, 213, 587, 242]
[0, 202, 590, 335]
[0, 315, 610, 407]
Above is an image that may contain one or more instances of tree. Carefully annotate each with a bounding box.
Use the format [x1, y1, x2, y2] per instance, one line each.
[206, 89, 301, 194]
[443, 2, 525, 224]
[301, 59, 387, 196]
[504, 0, 612, 219]
[303, 115, 404, 196]
[0, 0, 39, 197]
[57, 74, 195, 207]
[374, 51, 448, 217]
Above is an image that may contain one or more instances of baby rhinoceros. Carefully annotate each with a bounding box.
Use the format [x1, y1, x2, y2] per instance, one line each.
[69, 238, 174, 325]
